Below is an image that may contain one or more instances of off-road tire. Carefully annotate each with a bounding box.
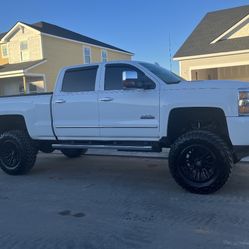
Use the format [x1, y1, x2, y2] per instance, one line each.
[0, 130, 37, 175]
[169, 130, 233, 194]
[61, 149, 88, 158]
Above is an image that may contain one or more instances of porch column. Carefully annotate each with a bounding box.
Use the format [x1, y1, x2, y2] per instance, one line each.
[22, 76, 27, 94]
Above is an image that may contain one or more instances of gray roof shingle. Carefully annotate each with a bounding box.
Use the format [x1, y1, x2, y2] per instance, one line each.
[1, 21, 132, 54]
[174, 5, 249, 58]
[0, 60, 45, 73]
[26, 21, 132, 54]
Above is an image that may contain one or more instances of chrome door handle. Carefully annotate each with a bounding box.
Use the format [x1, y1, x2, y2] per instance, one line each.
[55, 99, 66, 104]
[99, 97, 114, 102]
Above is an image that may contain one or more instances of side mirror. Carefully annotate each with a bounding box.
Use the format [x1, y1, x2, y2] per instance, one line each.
[122, 71, 155, 90]
[122, 71, 139, 89]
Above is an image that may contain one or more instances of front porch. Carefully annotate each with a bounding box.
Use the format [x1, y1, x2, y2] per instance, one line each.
[0, 75, 46, 96]
[191, 64, 249, 82]
[0, 60, 46, 96]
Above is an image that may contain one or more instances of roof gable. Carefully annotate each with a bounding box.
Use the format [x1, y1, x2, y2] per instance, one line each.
[211, 14, 249, 43]
[223, 17, 249, 40]
[0, 32, 7, 40]
[174, 5, 249, 59]
[1, 22, 40, 42]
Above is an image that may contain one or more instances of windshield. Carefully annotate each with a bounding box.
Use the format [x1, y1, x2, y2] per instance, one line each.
[139, 62, 182, 84]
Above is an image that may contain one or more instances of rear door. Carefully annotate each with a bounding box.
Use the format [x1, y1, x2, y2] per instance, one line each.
[52, 65, 100, 140]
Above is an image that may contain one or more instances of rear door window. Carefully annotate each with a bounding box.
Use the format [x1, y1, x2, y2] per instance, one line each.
[62, 66, 98, 92]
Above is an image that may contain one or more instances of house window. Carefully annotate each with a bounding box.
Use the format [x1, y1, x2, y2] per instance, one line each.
[84, 47, 91, 64]
[101, 49, 108, 62]
[1, 44, 8, 58]
[20, 41, 29, 61]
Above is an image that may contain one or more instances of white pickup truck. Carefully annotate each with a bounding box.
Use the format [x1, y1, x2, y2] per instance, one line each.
[0, 60, 249, 194]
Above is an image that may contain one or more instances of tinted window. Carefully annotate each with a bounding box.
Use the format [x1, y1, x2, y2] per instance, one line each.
[139, 62, 182, 84]
[105, 64, 154, 90]
[62, 67, 97, 92]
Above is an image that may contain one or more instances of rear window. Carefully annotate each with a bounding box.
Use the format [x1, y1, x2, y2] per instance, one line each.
[62, 66, 98, 92]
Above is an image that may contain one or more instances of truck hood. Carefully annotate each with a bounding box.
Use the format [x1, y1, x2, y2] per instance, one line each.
[178, 80, 249, 90]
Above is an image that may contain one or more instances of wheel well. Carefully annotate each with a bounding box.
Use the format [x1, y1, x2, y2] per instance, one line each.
[167, 107, 231, 146]
[0, 115, 28, 134]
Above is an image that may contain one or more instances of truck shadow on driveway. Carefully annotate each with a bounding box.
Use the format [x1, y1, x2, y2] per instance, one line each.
[29, 152, 249, 196]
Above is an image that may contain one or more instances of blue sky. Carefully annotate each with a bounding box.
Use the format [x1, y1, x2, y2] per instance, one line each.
[1, 0, 249, 73]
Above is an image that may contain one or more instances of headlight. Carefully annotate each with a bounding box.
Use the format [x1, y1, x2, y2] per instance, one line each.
[239, 91, 249, 115]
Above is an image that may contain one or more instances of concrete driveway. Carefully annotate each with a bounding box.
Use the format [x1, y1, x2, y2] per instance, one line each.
[0, 152, 249, 249]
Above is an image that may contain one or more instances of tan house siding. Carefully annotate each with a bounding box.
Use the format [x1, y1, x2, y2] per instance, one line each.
[107, 50, 131, 61]
[180, 52, 249, 81]
[88, 46, 131, 62]
[90, 46, 102, 62]
[7, 27, 43, 64]
[30, 34, 132, 91]
[29, 35, 84, 91]
[0, 52, 8, 65]
[0, 43, 9, 65]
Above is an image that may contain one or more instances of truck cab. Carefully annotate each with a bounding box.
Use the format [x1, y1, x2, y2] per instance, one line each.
[52, 61, 165, 141]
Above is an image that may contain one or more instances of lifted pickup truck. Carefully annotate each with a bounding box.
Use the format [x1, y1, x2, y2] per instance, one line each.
[0, 61, 249, 194]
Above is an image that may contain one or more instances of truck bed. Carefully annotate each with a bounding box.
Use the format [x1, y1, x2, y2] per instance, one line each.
[0, 92, 55, 140]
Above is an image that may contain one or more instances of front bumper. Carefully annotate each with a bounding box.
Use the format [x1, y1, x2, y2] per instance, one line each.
[227, 117, 249, 146]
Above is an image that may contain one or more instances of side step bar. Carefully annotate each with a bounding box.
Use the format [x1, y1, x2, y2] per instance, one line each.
[52, 144, 154, 152]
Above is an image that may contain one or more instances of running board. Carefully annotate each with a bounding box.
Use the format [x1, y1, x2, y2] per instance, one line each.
[52, 144, 153, 152]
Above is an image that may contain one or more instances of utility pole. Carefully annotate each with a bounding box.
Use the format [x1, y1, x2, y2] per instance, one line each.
[169, 33, 172, 71]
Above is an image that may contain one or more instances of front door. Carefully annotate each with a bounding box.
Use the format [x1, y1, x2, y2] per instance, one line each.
[99, 64, 160, 139]
[52, 66, 99, 140]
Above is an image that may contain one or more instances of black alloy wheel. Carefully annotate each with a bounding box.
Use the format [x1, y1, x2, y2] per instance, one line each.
[169, 130, 233, 194]
[0, 130, 37, 175]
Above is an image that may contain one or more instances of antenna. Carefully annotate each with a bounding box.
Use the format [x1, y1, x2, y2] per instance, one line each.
[169, 33, 172, 71]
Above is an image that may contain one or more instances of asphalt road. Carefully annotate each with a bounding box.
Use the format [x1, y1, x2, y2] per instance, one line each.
[0, 152, 249, 249]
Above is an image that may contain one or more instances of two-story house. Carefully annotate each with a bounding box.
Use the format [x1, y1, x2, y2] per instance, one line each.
[0, 21, 133, 95]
